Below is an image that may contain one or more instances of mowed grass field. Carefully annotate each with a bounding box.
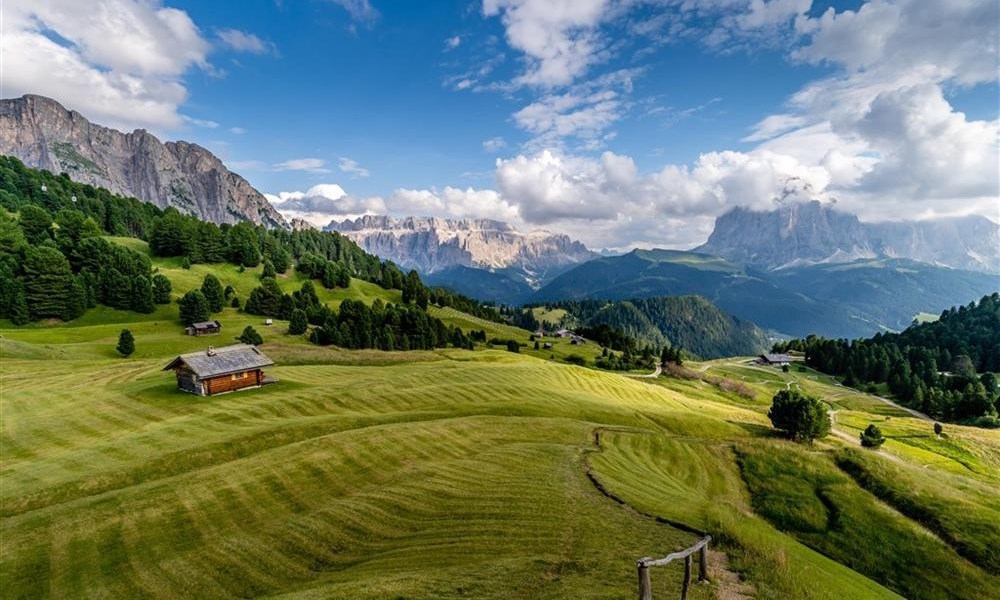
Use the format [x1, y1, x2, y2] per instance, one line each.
[2, 253, 999, 599]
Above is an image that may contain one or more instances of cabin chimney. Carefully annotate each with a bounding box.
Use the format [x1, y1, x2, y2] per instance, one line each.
[207, 346, 216, 356]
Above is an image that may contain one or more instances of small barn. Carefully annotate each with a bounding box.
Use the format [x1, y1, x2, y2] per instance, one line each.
[185, 320, 222, 336]
[757, 353, 792, 366]
[163, 344, 275, 396]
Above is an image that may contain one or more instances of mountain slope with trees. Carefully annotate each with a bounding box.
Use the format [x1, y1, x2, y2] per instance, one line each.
[776, 294, 1000, 424]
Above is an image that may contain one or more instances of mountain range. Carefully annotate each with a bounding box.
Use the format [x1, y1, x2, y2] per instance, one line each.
[696, 201, 999, 274]
[533, 249, 998, 339]
[0, 95, 285, 228]
[326, 215, 595, 292]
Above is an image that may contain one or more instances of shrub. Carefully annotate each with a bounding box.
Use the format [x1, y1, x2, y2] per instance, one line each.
[565, 354, 586, 366]
[860, 424, 885, 448]
[181, 256, 191, 270]
[768, 389, 830, 442]
[238, 325, 263, 346]
[934, 422, 943, 436]
[505, 340, 520, 353]
[116, 329, 135, 357]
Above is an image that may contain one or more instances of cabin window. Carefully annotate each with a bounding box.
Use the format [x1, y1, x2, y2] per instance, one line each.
[231, 372, 247, 381]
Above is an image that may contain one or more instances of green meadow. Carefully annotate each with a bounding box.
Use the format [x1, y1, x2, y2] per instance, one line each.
[2, 254, 998, 599]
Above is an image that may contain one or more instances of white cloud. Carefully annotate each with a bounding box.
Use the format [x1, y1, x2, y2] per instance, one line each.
[482, 137, 508, 152]
[229, 127, 246, 134]
[338, 157, 371, 178]
[325, 0, 379, 24]
[445, 35, 462, 50]
[2, 0, 212, 131]
[217, 28, 275, 55]
[183, 116, 219, 129]
[482, 0, 615, 87]
[273, 158, 331, 173]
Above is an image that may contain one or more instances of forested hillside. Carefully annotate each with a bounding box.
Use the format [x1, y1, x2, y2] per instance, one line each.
[776, 294, 1000, 424]
[520, 295, 769, 359]
[0, 157, 498, 340]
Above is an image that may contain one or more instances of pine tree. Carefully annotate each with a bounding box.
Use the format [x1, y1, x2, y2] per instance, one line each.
[288, 309, 308, 335]
[152, 274, 172, 304]
[131, 275, 155, 314]
[116, 329, 135, 357]
[23, 246, 74, 319]
[178, 290, 210, 325]
[238, 325, 263, 346]
[860, 424, 885, 448]
[201, 274, 224, 313]
[262, 258, 276, 279]
[8, 284, 29, 325]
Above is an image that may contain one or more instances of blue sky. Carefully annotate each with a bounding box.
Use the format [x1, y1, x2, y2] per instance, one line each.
[4, 0, 998, 249]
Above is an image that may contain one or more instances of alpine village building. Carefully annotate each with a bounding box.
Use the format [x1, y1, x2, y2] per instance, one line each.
[163, 344, 275, 396]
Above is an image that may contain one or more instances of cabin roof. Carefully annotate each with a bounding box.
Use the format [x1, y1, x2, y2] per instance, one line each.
[760, 353, 792, 363]
[163, 344, 273, 378]
[189, 320, 222, 330]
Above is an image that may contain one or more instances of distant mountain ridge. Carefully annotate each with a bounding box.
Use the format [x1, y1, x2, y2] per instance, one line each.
[695, 201, 999, 273]
[327, 215, 595, 289]
[534, 248, 999, 339]
[0, 94, 286, 228]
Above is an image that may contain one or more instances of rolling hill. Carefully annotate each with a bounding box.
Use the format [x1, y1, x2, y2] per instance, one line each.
[3, 265, 999, 598]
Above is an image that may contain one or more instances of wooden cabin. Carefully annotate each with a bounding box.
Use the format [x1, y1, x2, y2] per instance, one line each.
[757, 353, 792, 366]
[185, 320, 222, 336]
[163, 344, 275, 396]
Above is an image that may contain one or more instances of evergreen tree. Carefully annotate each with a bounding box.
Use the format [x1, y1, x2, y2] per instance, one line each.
[18, 204, 52, 245]
[262, 258, 276, 279]
[116, 329, 135, 357]
[860, 424, 886, 448]
[131, 275, 155, 314]
[23, 246, 74, 319]
[9, 284, 29, 325]
[152, 274, 172, 304]
[200, 274, 225, 313]
[288, 309, 308, 335]
[768, 389, 830, 442]
[238, 325, 264, 346]
[244, 277, 283, 316]
[178, 290, 210, 325]
[227, 223, 261, 267]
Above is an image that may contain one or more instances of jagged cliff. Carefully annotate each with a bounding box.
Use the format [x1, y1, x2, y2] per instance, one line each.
[326, 215, 595, 285]
[696, 201, 999, 273]
[0, 94, 286, 228]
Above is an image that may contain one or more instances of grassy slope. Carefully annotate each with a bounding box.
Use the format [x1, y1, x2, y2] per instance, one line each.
[2, 245, 998, 599]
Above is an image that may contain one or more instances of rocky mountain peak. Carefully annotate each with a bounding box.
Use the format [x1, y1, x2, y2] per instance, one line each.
[326, 214, 595, 285]
[696, 201, 999, 273]
[0, 94, 287, 228]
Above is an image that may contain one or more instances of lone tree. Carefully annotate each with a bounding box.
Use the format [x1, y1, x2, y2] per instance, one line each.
[178, 290, 210, 326]
[934, 422, 943, 437]
[116, 329, 135, 357]
[288, 309, 308, 335]
[201, 274, 225, 313]
[768, 389, 830, 442]
[238, 325, 264, 346]
[860, 424, 886, 448]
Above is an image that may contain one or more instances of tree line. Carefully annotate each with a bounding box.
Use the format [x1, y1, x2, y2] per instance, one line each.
[774, 294, 1000, 425]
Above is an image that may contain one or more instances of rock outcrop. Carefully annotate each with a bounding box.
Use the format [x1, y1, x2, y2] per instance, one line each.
[0, 94, 286, 228]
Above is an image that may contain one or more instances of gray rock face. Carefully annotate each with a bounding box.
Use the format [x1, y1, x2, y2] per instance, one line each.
[696, 201, 999, 273]
[0, 94, 286, 228]
[327, 215, 595, 286]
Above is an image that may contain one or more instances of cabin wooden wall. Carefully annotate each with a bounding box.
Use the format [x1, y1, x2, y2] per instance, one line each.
[204, 370, 262, 395]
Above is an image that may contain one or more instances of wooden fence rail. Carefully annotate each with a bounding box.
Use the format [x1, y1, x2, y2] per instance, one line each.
[637, 535, 711, 600]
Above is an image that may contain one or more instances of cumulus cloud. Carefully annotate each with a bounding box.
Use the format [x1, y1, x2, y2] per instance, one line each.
[273, 158, 331, 173]
[216, 28, 276, 55]
[445, 35, 462, 50]
[482, 0, 615, 87]
[325, 0, 379, 24]
[338, 157, 371, 178]
[2, 0, 212, 131]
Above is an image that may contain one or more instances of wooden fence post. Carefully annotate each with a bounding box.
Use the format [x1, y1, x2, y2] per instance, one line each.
[638, 559, 652, 600]
[681, 555, 692, 600]
[698, 544, 708, 583]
